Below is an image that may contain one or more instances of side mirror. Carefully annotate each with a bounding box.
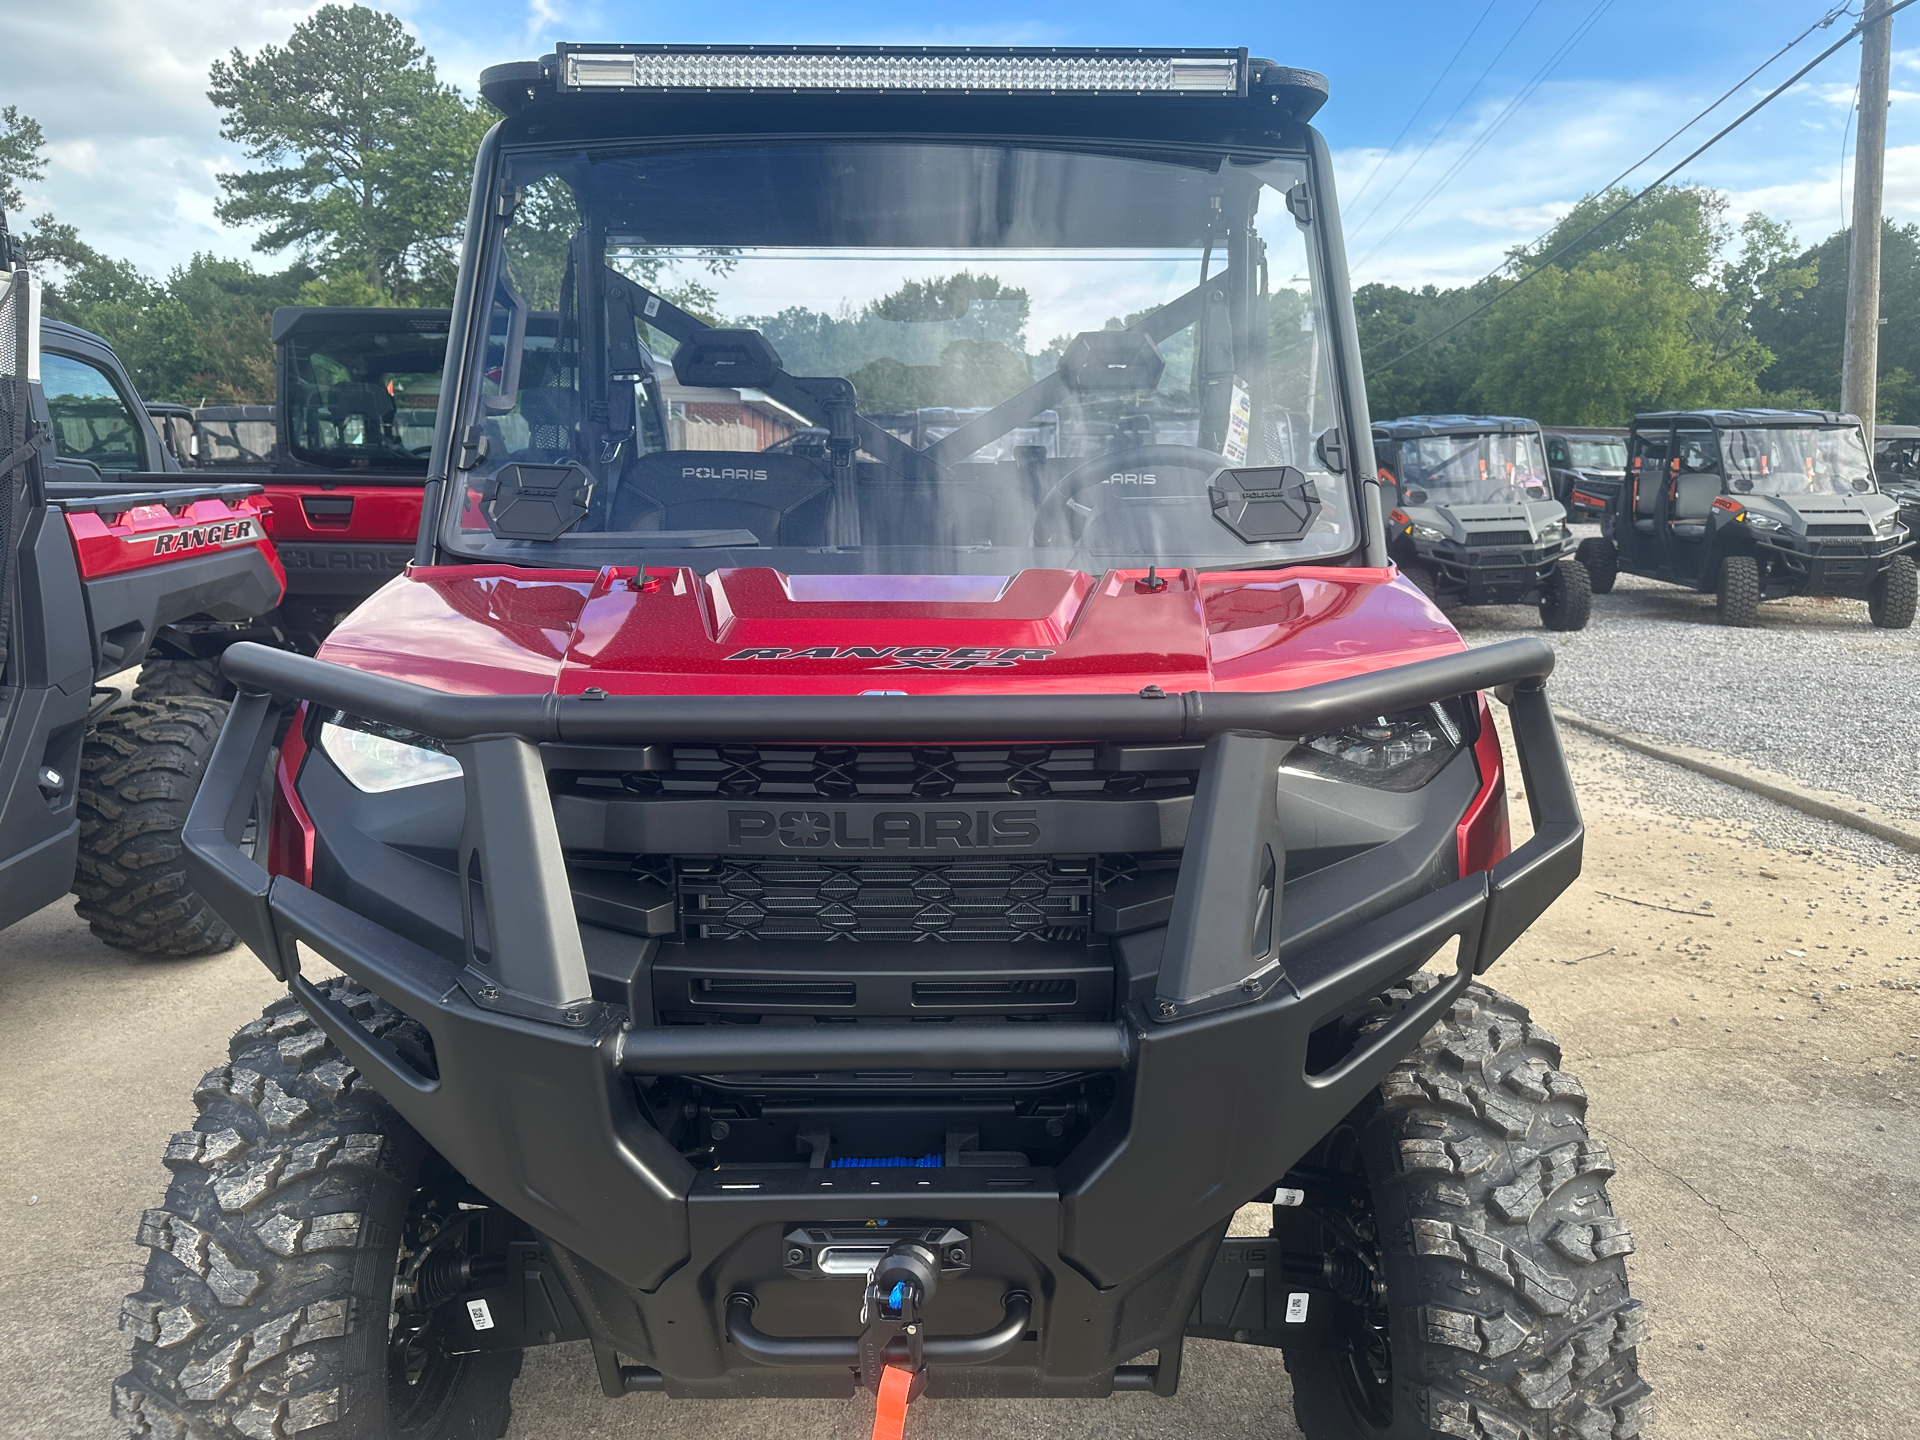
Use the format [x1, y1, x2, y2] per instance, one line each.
[1315, 427, 1347, 475]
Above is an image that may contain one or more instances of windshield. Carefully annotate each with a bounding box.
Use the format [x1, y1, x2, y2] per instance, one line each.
[1565, 437, 1625, 470]
[193, 407, 277, 468]
[1722, 426, 1873, 497]
[444, 141, 1353, 575]
[1398, 432, 1548, 505]
[285, 322, 447, 472]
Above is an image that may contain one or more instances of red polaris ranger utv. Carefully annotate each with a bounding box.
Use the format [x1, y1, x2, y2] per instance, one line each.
[0, 221, 287, 955]
[118, 45, 1650, 1440]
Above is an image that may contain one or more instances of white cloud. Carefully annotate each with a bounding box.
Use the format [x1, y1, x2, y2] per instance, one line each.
[1329, 65, 1920, 291]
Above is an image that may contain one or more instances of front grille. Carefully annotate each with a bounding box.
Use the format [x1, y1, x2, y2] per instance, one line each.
[1816, 540, 1867, 556]
[678, 856, 1098, 942]
[561, 744, 1198, 801]
[1808, 524, 1871, 537]
[1464, 530, 1533, 547]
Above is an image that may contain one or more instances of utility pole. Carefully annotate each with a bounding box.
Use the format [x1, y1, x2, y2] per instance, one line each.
[1843, 0, 1894, 444]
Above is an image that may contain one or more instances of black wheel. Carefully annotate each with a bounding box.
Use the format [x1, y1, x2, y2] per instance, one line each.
[1868, 553, 1916, 629]
[1281, 977, 1652, 1440]
[135, 656, 236, 702]
[1539, 559, 1592, 632]
[114, 983, 521, 1440]
[1715, 554, 1761, 628]
[1574, 537, 1617, 595]
[74, 697, 238, 956]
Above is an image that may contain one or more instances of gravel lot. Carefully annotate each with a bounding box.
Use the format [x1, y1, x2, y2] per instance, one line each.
[1454, 526, 1920, 820]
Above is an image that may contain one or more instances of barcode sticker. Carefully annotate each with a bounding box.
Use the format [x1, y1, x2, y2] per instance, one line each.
[1275, 1187, 1305, 1207]
[643, 296, 661, 317]
[466, 1299, 495, 1331]
[1284, 1292, 1310, 1324]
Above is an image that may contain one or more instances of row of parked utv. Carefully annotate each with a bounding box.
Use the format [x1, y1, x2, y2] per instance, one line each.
[1374, 411, 1916, 630]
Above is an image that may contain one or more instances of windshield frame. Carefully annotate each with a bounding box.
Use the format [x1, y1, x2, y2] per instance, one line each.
[423, 121, 1380, 574]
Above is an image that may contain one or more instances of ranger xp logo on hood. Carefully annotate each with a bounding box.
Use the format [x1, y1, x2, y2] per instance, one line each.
[723, 645, 1055, 671]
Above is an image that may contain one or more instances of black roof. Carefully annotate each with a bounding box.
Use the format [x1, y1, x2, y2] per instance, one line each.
[1632, 407, 1858, 429]
[271, 306, 454, 345]
[1372, 414, 1541, 441]
[1872, 424, 1920, 441]
[478, 46, 1328, 146]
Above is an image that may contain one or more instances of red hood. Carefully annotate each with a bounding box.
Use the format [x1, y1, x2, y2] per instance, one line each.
[316, 565, 1463, 697]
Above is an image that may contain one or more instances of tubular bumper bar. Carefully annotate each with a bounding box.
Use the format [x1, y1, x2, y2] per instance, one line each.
[183, 634, 1582, 1303]
[214, 635, 1560, 745]
[725, 1291, 1032, 1368]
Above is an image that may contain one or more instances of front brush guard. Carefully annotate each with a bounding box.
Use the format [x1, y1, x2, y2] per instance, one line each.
[180, 636, 1580, 1357]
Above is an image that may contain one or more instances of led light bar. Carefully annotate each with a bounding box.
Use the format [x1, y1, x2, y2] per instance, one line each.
[558, 46, 1244, 97]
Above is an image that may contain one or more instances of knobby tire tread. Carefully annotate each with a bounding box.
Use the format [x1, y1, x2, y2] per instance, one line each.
[1285, 977, 1652, 1440]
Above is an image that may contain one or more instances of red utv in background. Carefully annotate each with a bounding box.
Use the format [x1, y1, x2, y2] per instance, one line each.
[2, 220, 287, 953]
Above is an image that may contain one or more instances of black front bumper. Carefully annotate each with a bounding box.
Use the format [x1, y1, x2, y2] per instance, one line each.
[1754, 531, 1912, 595]
[1422, 537, 1571, 605]
[185, 638, 1581, 1398]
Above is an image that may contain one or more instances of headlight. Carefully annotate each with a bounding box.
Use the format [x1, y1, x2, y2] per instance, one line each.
[319, 714, 461, 793]
[1285, 702, 1466, 793]
[1874, 513, 1903, 535]
[1539, 520, 1569, 540]
[1741, 512, 1782, 530]
[1410, 523, 1447, 542]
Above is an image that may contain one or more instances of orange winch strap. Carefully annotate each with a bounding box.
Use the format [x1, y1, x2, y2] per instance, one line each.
[870, 1364, 915, 1440]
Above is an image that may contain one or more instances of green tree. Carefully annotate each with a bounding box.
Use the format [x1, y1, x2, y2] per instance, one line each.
[1, 105, 47, 212]
[1751, 219, 1920, 420]
[208, 4, 491, 305]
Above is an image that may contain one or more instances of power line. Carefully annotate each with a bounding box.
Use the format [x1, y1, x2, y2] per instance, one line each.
[1345, 0, 1550, 242]
[1350, 0, 1614, 276]
[1364, 0, 1917, 376]
[1592, 3, 1852, 197]
[1342, 0, 1501, 213]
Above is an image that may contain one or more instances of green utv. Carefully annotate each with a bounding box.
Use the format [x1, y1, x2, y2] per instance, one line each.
[1576, 409, 1915, 628]
[1375, 416, 1591, 631]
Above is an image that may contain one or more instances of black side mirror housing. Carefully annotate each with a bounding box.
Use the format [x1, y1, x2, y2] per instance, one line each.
[1315, 427, 1347, 474]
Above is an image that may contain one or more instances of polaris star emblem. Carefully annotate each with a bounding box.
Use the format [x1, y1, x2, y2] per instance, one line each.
[136, 518, 260, 557]
[723, 646, 1056, 671]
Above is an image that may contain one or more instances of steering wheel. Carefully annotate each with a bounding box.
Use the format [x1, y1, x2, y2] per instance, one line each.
[1030, 445, 1233, 547]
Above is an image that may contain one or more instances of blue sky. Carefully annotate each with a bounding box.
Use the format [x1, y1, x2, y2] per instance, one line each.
[5, 0, 1919, 290]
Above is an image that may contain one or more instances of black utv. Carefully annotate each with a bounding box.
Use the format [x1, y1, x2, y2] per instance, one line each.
[1375, 415, 1591, 630]
[1542, 428, 1627, 518]
[1872, 422, 1920, 541]
[1576, 409, 1915, 628]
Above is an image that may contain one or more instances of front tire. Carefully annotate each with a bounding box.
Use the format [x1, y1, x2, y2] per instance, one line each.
[1539, 559, 1592, 632]
[1282, 978, 1652, 1440]
[114, 983, 520, 1440]
[135, 655, 237, 703]
[74, 697, 237, 956]
[1400, 561, 1442, 605]
[1715, 554, 1761, 628]
[1574, 537, 1617, 595]
[1868, 553, 1916, 629]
